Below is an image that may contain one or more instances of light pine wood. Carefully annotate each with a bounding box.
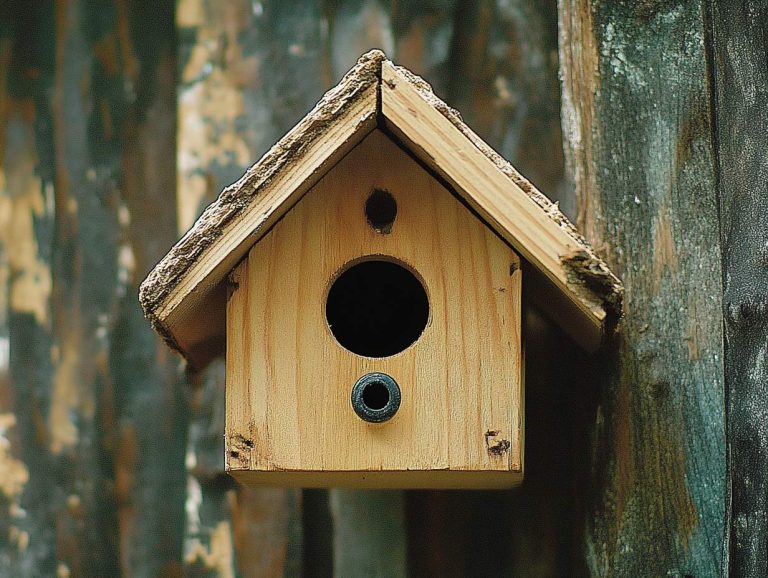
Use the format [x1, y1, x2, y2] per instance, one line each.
[226, 130, 523, 488]
[157, 82, 378, 367]
[380, 60, 605, 351]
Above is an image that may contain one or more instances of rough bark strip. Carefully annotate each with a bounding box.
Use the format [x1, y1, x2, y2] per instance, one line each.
[559, 0, 725, 575]
[386, 60, 622, 320]
[143, 19, 623, 359]
[141, 0, 383, 318]
[707, 1, 768, 574]
[330, 490, 408, 578]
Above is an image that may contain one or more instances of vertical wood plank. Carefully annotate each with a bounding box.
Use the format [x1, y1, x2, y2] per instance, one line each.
[559, 0, 726, 575]
[708, 1, 768, 574]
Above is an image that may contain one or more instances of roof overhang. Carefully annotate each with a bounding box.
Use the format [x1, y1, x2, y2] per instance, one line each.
[140, 50, 623, 369]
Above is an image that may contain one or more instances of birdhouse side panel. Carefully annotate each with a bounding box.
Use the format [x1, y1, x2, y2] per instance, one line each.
[225, 130, 522, 486]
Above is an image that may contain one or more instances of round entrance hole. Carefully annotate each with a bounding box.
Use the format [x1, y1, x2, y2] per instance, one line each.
[326, 259, 429, 358]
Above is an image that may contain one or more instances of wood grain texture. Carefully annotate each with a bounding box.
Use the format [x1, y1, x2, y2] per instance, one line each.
[183, 362, 303, 578]
[226, 129, 522, 488]
[143, 46, 622, 367]
[322, 5, 452, 571]
[559, 0, 726, 575]
[708, 1, 768, 574]
[144, 46, 380, 369]
[162, 79, 376, 368]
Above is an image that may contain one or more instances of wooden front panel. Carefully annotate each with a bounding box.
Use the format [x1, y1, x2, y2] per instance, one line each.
[226, 130, 522, 487]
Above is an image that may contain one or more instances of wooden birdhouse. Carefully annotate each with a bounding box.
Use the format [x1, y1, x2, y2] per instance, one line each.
[140, 50, 623, 489]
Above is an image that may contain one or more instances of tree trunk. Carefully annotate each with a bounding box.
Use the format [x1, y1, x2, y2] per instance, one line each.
[1, 1, 186, 576]
[559, 0, 726, 575]
[708, 1, 768, 574]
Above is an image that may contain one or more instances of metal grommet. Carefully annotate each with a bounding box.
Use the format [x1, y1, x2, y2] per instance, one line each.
[351, 372, 401, 423]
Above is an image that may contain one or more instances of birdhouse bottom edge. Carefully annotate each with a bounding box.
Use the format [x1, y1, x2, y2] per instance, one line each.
[226, 469, 524, 490]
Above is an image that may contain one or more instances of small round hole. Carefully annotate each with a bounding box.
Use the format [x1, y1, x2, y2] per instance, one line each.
[326, 259, 429, 358]
[365, 189, 397, 233]
[351, 373, 401, 423]
[362, 380, 389, 410]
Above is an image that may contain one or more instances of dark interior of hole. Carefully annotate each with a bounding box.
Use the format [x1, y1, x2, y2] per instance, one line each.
[361, 380, 390, 410]
[326, 260, 429, 357]
[365, 189, 397, 232]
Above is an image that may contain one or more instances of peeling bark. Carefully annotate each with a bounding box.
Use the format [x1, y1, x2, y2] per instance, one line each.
[0, 1, 185, 576]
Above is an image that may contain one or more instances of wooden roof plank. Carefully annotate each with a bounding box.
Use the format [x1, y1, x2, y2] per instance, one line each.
[139, 52, 381, 366]
[380, 60, 622, 350]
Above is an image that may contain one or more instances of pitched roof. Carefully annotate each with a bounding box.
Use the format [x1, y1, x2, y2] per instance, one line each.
[140, 50, 623, 368]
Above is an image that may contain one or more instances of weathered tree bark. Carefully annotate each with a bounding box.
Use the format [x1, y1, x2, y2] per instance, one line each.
[708, 1, 768, 575]
[559, 0, 726, 575]
[1, 0, 186, 576]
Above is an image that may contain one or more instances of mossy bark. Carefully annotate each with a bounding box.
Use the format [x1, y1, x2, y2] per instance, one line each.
[559, 0, 726, 575]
